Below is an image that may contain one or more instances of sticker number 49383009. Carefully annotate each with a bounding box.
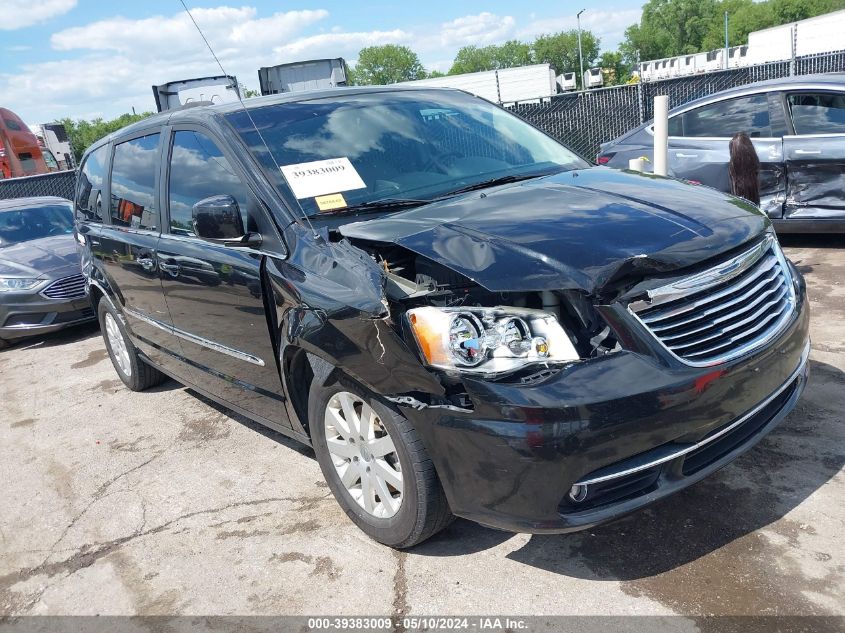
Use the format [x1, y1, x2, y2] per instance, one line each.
[280, 157, 366, 199]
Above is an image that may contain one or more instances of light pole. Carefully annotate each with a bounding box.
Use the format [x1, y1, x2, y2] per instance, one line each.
[577, 9, 586, 89]
[724, 11, 729, 70]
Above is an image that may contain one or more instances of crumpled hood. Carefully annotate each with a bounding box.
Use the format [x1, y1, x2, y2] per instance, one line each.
[0, 234, 81, 278]
[339, 168, 769, 294]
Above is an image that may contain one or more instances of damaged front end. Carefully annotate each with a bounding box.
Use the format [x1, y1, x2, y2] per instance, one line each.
[268, 182, 806, 535]
[320, 229, 809, 534]
[274, 219, 626, 427]
[341, 236, 623, 401]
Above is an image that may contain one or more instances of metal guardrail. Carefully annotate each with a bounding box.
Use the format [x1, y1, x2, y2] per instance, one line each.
[0, 170, 77, 201]
[507, 50, 845, 159]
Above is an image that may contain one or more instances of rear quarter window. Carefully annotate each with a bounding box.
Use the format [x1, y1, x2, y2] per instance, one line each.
[76, 145, 109, 223]
[788, 92, 845, 135]
[109, 134, 161, 231]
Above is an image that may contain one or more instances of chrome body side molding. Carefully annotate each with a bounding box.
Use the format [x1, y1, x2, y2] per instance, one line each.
[123, 306, 266, 367]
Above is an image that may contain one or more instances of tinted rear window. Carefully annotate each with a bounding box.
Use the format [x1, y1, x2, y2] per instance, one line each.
[678, 94, 771, 138]
[76, 145, 109, 223]
[110, 134, 161, 230]
[788, 92, 845, 135]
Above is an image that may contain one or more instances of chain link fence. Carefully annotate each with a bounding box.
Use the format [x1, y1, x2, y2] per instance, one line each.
[509, 49, 845, 159]
[0, 170, 76, 202]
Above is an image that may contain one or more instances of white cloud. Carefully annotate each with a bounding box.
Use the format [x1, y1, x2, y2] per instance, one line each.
[51, 7, 329, 58]
[275, 30, 410, 61]
[0, 6, 414, 122]
[439, 13, 516, 47]
[0, 5, 643, 123]
[518, 8, 642, 51]
[1, 0, 76, 30]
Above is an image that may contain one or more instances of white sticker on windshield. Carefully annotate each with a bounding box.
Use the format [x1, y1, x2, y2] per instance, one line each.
[280, 157, 366, 199]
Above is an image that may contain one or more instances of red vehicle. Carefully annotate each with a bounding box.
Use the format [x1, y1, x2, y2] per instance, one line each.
[0, 108, 48, 179]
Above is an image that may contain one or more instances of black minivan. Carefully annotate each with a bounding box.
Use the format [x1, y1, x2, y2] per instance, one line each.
[76, 86, 810, 547]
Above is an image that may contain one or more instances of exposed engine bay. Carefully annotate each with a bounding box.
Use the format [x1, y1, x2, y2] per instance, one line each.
[348, 239, 620, 367]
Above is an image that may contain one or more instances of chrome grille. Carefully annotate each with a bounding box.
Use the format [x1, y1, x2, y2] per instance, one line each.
[41, 274, 87, 300]
[629, 237, 795, 366]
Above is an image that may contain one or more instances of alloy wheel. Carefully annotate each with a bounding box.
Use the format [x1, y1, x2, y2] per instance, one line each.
[324, 391, 404, 518]
[104, 313, 132, 377]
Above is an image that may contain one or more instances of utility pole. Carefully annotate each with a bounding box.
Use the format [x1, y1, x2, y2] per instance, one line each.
[577, 9, 586, 89]
[724, 11, 729, 70]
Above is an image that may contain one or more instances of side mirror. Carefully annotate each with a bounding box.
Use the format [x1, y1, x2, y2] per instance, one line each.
[191, 195, 261, 248]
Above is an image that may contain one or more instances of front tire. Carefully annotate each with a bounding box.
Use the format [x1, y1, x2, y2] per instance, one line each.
[97, 299, 166, 391]
[309, 378, 453, 548]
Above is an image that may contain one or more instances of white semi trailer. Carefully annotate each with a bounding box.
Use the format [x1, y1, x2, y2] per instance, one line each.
[639, 8, 845, 81]
[400, 64, 558, 105]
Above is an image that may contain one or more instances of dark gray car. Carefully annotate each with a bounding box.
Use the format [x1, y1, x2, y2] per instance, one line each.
[598, 73, 845, 233]
[0, 197, 94, 347]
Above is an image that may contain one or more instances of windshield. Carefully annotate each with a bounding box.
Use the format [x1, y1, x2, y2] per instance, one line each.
[226, 90, 588, 217]
[0, 204, 73, 246]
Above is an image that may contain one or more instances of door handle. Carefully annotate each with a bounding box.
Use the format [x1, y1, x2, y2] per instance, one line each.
[137, 257, 156, 271]
[676, 153, 699, 158]
[794, 149, 821, 155]
[159, 262, 181, 277]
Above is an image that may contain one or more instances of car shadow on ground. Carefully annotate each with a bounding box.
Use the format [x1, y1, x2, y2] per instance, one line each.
[187, 389, 314, 458]
[0, 321, 101, 353]
[412, 360, 845, 579]
[1, 321, 187, 393]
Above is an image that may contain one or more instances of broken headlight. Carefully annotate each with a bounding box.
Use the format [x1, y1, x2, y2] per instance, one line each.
[406, 306, 579, 374]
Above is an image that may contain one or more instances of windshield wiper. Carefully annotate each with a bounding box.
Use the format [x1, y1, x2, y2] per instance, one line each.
[434, 171, 560, 198]
[311, 171, 561, 218]
[316, 197, 431, 216]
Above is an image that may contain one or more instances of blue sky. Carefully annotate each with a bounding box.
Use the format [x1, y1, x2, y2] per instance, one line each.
[1, 0, 643, 124]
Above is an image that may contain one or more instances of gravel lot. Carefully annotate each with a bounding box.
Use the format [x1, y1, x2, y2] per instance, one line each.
[1, 236, 843, 620]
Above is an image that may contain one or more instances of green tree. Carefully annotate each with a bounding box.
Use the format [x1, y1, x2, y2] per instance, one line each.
[450, 40, 533, 74]
[769, 0, 845, 23]
[56, 112, 154, 162]
[701, 0, 773, 51]
[599, 51, 630, 85]
[348, 45, 427, 85]
[450, 46, 497, 74]
[426, 70, 447, 78]
[621, 0, 718, 63]
[533, 30, 600, 87]
[493, 40, 534, 69]
[622, 0, 845, 65]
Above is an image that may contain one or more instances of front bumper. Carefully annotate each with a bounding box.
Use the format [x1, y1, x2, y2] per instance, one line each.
[401, 279, 811, 534]
[0, 290, 95, 340]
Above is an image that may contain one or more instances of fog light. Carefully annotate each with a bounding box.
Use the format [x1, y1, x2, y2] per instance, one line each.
[568, 484, 588, 503]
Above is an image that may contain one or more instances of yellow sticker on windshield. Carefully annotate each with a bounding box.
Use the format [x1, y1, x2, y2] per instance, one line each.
[315, 193, 347, 212]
